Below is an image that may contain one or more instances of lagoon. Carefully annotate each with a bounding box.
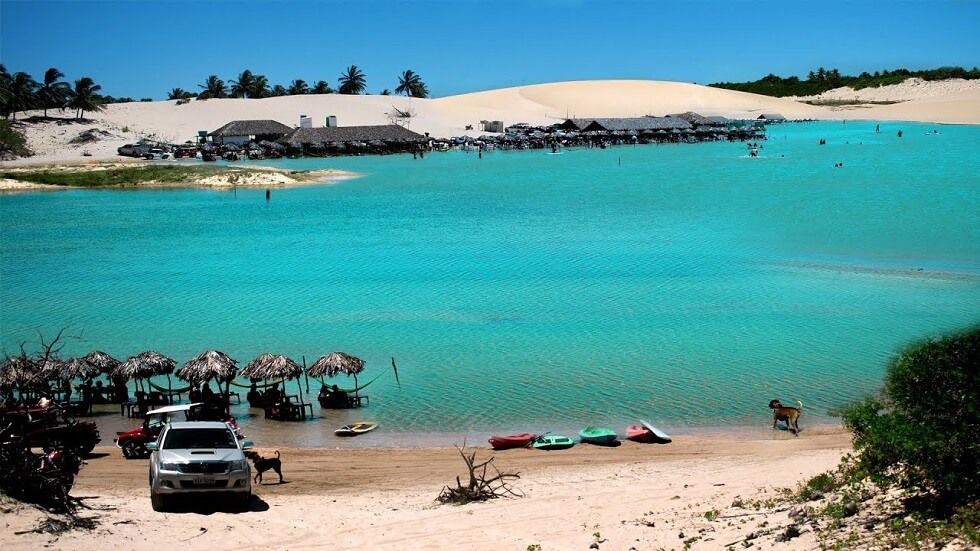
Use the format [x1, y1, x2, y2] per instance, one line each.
[2, 121, 978, 443]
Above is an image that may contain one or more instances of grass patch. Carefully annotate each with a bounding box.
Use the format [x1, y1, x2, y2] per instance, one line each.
[0, 165, 236, 187]
[796, 472, 839, 502]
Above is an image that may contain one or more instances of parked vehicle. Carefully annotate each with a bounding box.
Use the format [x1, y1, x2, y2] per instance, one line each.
[117, 143, 153, 157]
[0, 405, 100, 456]
[147, 421, 252, 511]
[115, 403, 242, 459]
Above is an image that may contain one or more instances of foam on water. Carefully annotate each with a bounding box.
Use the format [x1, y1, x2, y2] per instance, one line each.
[2, 121, 978, 445]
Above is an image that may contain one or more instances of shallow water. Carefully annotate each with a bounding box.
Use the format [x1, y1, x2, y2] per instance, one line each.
[2, 121, 979, 446]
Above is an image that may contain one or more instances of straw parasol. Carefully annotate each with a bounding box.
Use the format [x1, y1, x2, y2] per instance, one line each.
[45, 357, 98, 381]
[177, 350, 238, 384]
[241, 353, 305, 403]
[116, 351, 176, 392]
[308, 352, 365, 399]
[177, 350, 238, 413]
[1, 356, 39, 401]
[82, 350, 120, 375]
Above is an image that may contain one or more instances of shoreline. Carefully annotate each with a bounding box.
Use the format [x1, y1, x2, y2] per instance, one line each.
[2, 427, 851, 550]
[0, 161, 361, 192]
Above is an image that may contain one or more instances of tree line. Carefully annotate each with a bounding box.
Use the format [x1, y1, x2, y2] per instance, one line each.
[168, 66, 429, 101]
[709, 65, 980, 97]
[0, 65, 106, 120]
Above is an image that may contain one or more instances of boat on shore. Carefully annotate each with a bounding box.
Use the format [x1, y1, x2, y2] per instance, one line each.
[579, 426, 619, 446]
[334, 421, 378, 437]
[532, 435, 575, 451]
[488, 433, 537, 450]
[625, 420, 672, 444]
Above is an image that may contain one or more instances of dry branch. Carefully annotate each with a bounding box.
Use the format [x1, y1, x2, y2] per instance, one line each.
[437, 444, 522, 505]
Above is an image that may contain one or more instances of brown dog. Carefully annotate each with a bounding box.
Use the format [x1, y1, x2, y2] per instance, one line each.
[245, 450, 283, 484]
[769, 399, 803, 435]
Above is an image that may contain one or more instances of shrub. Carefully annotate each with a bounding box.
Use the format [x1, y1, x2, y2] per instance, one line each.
[841, 326, 979, 506]
[0, 120, 33, 158]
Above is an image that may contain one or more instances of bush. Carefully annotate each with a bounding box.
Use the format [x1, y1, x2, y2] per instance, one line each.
[841, 326, 979, 506]
[0, 120, 33, 158]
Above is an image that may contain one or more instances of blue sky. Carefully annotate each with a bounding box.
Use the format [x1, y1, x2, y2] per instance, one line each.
[2, 0, 978, 99]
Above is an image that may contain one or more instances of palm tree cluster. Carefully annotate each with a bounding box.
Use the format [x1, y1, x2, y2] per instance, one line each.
[174, 67, 427, 100]
[0, 65, 106, 120]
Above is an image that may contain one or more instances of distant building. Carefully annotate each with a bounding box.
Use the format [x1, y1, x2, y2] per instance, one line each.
[558, 117, 692, 132]
[278, 124, 427, 149]
[481, 120, 504, 133]
[209, 120, 293, 145]
[757, 113, 787, 122]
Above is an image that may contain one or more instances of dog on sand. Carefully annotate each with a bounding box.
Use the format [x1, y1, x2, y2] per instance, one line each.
[245, 450, 284, 484]
[769, 399, 803, 435]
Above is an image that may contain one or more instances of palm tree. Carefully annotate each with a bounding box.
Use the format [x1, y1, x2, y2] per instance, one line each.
[270, 84, 287, 97]
[167, 88, 192, 100]
[338, 65, 366, 95]
[68, 76, 104, 119]
[311, 80, 333, 94]
[197, 75, 227, 99]
[8, 72, 38, 120]
[230, 70, 256, 98]
[0, 65, 13, 119]
[288, 79, 309, 95]
[38, 68, 70, 117]
[249, 74, 269, 98]
[395, 69, 428, 98]
[380, 89, 391, 96]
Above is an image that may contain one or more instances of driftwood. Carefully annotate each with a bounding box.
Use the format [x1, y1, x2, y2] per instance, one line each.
[437, 444, 522, 505]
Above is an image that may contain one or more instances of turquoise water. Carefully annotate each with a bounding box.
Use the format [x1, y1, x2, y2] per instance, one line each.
[2, 121, 979, 441]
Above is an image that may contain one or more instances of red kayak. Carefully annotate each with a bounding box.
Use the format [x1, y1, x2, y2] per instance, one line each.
[488, 433, 537, 450]
[626, 421, 672, 444]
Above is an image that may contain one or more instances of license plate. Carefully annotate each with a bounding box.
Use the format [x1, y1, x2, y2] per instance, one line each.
[192, 477, 210, 485]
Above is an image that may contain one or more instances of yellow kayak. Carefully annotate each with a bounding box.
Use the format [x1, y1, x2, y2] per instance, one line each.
[335, 421, 378, 437]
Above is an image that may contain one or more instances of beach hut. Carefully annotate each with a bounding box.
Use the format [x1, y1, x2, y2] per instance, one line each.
[278, 124, 427, 156]
[82, 350, 120, 376]
[208, 120, 293, 146]
[757, 113, 787, 122]
[177, 350, 238, 412]
[240, 353, 310, 420]
[308, 352, 366, 408]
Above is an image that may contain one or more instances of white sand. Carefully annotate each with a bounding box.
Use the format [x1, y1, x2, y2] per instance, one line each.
[4, 79, 977, 167]
[1, 428, 850, 550]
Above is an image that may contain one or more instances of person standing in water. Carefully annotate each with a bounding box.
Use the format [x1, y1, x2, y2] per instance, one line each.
[265, 189, 270, 201]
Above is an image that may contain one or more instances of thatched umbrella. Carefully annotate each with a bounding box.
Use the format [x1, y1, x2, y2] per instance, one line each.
[45, 357, 98, 381]
[308, 352, 365, 399]
[177, 350, 238, 411]
[0, 356, 39, 402]
[82, 350, 120, 375]
[240, 353, 305, 403]
[116, 351, 176, 393]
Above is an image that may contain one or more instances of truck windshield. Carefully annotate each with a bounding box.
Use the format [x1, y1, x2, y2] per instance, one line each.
[162, 428, 237, 449]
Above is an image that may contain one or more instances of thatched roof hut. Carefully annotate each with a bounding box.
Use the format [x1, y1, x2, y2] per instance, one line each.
[559, 117, 692, 133]
[177, 350, 238, 384]
[757, 113, 787, 121]
[278, 125, 427, 148]
[46, 357, 100, 381]
[667, 112, 714, 126]
[209, 120, 293, 140]
[240, 353, 302, 380]
[116, 350, 176, 380]
[307, 352, 364, 378]
[82, 350, 120, 375]
[0, 356, 38, 389]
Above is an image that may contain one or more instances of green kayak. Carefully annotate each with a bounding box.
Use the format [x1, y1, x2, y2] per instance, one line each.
[579, 426, 618, 445]
[531, 435, 575, 450]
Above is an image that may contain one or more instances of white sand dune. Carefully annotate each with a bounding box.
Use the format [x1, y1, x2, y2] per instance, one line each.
[4, 79, 978, 166]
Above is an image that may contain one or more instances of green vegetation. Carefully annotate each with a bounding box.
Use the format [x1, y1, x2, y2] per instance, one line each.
[710, 66, 980, 97]
[338, 65, 367, 95]
[0, 165, 232, 187]
[0, 120, 33, 158]
[396, 69, 429, 98]
[0, 65, 105, 119]
[841, 326, 979, 506]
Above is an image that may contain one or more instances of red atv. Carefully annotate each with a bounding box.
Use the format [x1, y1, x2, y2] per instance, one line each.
[114, 403, 242, 459]
[0, 405, 100, 456]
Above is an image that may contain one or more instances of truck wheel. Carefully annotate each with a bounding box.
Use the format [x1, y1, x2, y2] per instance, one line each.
[237, 491, 251, 511]
[121, 440, 143, 459]
[150, 491, 168, 512]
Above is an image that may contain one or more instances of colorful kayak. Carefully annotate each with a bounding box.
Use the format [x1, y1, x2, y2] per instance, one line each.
[579, 426, 618, 445]
[488, 433, 537, 450]
[334, 421, 378, 437]
[626, 420, 672, 444]
[531, 435, 575, 450]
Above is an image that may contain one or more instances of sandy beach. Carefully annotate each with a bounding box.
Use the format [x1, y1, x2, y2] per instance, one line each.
[1, 426, 850, 550]
[3, 79, 977, 168]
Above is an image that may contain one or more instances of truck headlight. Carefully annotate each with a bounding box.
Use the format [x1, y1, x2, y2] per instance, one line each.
[229, 460, 246, 472]
[160, 462, 179, 472]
